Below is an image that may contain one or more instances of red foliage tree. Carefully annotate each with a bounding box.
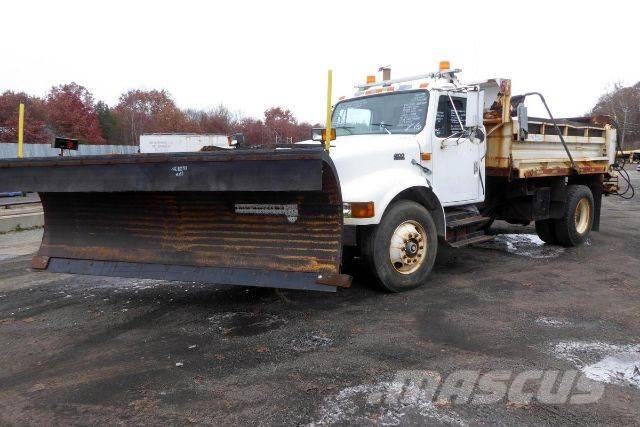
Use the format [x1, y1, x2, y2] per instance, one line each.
[235, 117, 267, 146]
[263, 107, 312, 144]
[113, 89, 194, 145]
[0, 91, 50, 143]
[185, 105, 235, 135]
[46, 82, 105, 144]
[229, 107, 313, 146]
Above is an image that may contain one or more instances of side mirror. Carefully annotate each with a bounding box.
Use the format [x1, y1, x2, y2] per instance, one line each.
[516, 104, 528, 140]
[465, 90, 484, 128]
[311, 128, 336, 142]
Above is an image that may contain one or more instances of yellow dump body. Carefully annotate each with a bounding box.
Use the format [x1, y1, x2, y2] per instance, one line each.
[481, 79, 616, 179]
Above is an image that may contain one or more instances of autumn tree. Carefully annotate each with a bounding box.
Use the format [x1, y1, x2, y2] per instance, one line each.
[46, 82, 105, 144]
[592, 82, 640, 148]
[113, 89, 193, 145]
[236, 117, 267, 146]
[263, 107, 312, 144]
[0, 91, 50, 143]
[0, 83, 316, 148]
[185, 105, 236, 135]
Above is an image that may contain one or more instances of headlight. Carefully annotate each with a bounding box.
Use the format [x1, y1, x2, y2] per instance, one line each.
[342, 202, 374, 218]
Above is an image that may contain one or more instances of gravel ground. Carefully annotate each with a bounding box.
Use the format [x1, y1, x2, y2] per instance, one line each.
[0, 178, 639, 425]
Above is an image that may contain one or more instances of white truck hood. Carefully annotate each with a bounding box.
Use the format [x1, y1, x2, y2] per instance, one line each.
[329, 135, 426, 224]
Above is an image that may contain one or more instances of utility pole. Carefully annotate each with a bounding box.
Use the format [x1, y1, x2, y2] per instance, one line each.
[17, 103, 25, 158]
[324, 70, 333, 152]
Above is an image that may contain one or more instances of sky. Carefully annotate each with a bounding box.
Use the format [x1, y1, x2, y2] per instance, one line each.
[1, 0, 638, 124]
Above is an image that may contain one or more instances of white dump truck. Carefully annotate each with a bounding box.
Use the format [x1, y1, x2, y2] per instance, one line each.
[0, 63, 622, 293]
[318, 62, 620, 291]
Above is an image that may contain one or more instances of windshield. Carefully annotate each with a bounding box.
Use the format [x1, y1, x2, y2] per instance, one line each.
[332, 90, 429, 136]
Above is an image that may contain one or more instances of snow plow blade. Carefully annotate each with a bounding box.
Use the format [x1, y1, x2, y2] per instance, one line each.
[0, 148, 350, 292]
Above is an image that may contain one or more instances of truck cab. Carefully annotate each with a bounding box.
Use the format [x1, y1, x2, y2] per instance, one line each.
[330, 74, 487, 225]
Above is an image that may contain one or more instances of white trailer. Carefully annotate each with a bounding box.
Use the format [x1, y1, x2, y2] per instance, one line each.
[139, 134, 230, 153]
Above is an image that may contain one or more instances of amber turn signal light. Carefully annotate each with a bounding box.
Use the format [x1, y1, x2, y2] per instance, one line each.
[322, 128, 337, 142]
[311, 128, 336, 142]
[344, 202, 375, 218]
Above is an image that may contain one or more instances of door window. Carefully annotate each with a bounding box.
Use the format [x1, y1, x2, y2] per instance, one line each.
[435, 95, 466, 137]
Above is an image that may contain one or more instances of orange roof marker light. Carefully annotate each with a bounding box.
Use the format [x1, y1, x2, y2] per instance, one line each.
[439, 60, 451, 71]
[366, 75, 376, 84]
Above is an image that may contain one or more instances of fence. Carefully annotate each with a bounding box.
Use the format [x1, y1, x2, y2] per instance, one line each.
[0, 143, 138, 158]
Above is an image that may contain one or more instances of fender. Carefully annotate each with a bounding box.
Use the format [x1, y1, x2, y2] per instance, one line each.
[342, 168, 446, 237]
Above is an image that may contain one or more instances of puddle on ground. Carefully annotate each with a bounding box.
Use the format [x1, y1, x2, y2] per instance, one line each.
[551, 341, 640, 389]
[290, 333, 333, 352]
[309, 377, 466, 426]
[208, 311, 286, 336]
[535, 317, 573, 328]
[478, 234, 565, 259]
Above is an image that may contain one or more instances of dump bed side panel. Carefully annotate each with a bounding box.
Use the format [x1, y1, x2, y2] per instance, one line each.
[480, 78, 615, 179]
[486, 120, 613, 178]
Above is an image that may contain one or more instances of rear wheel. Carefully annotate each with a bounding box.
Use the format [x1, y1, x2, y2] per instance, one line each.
[554, 185, 594, 247]
[362, 201, 438, 292]
[535, 219, 558, 244]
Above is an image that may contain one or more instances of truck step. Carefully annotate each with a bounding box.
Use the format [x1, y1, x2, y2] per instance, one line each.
[445, 208, 478, 222]
[448, 234, 494, 248]
[446, 215, 491, 229]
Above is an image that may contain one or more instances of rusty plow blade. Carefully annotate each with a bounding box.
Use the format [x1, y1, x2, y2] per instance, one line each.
[2, 149, 351, 292]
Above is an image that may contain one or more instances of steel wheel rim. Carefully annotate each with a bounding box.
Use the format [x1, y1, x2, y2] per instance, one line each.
[389, 220, 427, 274]
[574, 197, 591, 235]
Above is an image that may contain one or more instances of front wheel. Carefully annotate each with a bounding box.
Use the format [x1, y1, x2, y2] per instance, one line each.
[362, 200, 438, 292]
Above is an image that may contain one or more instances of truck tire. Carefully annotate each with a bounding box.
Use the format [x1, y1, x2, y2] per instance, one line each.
[535, 219, 558, 245]
[554, 185, 594, 247]
[362, 200, 437, 292]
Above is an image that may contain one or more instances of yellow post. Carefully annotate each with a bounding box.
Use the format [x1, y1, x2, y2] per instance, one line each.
[324, 69, 333, 152]
[17, 103, 25, 158]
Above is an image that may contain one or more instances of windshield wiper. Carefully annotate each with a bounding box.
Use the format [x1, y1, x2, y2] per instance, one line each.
[371, 122, 394, 134]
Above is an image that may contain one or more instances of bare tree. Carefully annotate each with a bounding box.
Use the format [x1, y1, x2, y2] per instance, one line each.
[592, 82, 640, 149]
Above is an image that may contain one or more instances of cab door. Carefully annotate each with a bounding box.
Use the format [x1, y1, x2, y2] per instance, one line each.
[431, 92, 483, 205]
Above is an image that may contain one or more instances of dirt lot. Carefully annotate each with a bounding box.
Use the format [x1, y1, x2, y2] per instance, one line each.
[0, 178, 639, 425]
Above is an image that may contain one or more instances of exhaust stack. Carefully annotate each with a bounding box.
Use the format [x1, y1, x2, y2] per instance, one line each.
[379, 66, 391, 81]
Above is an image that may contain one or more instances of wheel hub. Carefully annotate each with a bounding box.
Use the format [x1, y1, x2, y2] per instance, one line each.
[405, 241, 419, 256]
[574, 197, 591, 235]
[389, 220, 427, 275]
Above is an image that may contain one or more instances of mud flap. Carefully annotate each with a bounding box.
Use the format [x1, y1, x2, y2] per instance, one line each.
[1, 149, 350, 291]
